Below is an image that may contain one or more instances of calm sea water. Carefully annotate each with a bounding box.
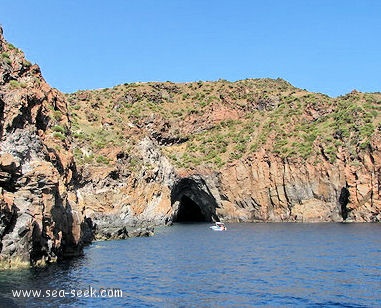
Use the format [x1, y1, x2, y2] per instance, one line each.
[1, 223, 381, 307]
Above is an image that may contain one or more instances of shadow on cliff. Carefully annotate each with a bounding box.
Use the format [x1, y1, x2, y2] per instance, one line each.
[170, 176, 219, 223]
[50, 194, 94, 262]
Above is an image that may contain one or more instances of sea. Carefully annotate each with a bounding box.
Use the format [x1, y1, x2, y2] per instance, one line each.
[1, 223, 381, 307]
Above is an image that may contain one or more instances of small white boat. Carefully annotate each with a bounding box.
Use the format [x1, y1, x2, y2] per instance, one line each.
[209, 222, 227, 231]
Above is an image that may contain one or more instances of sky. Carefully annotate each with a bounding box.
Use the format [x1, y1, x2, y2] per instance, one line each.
[0, 0, 380, 97]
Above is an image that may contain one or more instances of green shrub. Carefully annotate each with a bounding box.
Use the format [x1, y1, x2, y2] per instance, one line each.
[53, 110, 63, 121]
[53, 132, 65, 140]
[96, 155, 110, 164]
[73, 131, 85, 139]
[83, 154, 94, 164]
[52, 125, 66, 134]
[22, 59, 32, 67]
[1, 52, 12, 64]
[9, 80, 20, 88]
[6, 43, 17, 50]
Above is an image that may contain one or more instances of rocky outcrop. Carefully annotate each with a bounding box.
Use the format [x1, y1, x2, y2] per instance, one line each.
[216, 141, 381, 222]
[0, 27, 92, 268]
[73, 133, 381, 225]
[94, 223, 154, 241]
[77, 137, 175, 234]
[165, 133, 381, 223]
[67, 81, 381, 226]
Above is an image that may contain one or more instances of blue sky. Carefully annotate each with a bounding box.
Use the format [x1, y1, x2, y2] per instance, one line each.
[0, 0, 380, 96]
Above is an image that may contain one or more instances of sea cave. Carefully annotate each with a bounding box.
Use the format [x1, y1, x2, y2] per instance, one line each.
[171, 177, 219, 223]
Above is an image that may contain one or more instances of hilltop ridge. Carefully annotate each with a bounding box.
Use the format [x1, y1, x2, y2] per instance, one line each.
[67, 78, 380, 167]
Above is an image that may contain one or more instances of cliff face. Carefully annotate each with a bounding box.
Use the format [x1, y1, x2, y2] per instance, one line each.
[67, 80, 381, 225]
[0, 27, 92, 268]
[72, 132, 381, 227]
[1, 26, 379, 263]
[77, 137, 176, 237]
[216, 144, 381, 222]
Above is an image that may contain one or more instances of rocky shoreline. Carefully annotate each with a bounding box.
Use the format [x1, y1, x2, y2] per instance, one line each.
[91, 213, 155, 241]
[1, 25, 380, 268]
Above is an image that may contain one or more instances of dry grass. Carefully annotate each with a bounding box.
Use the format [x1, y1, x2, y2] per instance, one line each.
[66, 79, 381, 170]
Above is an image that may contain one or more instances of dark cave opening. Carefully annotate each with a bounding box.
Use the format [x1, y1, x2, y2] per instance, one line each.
[174, 195, 207, 222]
[170, 177, 219, 223]
[339, 186, 350, 220]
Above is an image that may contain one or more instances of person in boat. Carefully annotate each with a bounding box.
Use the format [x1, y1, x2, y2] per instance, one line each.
[210, 221, 227, 230]
[216, 222, 226, 230]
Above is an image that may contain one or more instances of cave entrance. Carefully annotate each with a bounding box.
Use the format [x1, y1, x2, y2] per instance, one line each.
[175, 195, 207, 222]
[171, 176, 219, 223]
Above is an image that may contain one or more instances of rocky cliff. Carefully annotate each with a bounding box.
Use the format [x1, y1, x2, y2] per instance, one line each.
[1, 25, 380, 268]
[216, 145, 381, 222]
[67, 80, 381, 225]
[0, 27, 92, 268]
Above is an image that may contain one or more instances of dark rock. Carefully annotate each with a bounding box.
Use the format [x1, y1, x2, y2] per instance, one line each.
[17, 226, 29, 237]
[127, 226, 154, 238]
[0, 153, 20, 173]
[0, 27, 93, 268]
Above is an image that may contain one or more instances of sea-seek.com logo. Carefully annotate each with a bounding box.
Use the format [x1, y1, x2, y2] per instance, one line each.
[11, 286, 123, 298]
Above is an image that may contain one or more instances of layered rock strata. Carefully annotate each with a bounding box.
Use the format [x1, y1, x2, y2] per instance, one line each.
[216, 143, 381, 222]
[75, 134, 381, 226]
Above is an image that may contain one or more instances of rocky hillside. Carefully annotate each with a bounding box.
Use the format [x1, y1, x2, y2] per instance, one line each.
[0, 27, 92, 268]
[1, 24, 380, 268]
[66, 78, 381, 225]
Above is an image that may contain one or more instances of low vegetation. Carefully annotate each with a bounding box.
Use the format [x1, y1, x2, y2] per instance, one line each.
[66, 79, 381, 170]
